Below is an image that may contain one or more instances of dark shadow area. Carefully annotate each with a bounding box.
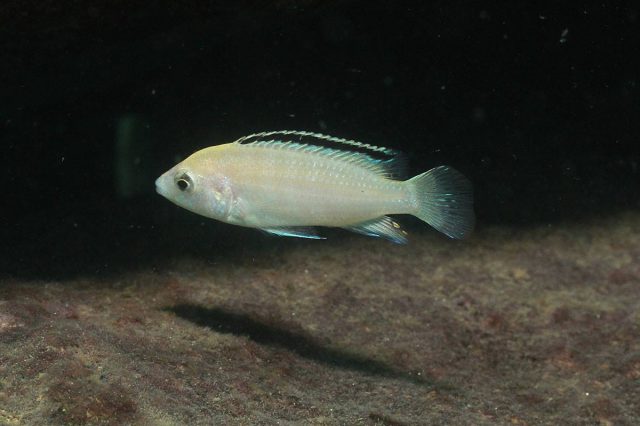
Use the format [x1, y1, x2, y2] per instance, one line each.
[0, 195, 359, 280]
[168, 304, 448, 389]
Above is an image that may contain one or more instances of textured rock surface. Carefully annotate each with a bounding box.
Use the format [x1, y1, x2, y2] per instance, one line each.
[1, 213, 639, 424]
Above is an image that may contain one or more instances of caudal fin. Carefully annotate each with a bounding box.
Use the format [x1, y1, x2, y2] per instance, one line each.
[407, 166, 474, 239]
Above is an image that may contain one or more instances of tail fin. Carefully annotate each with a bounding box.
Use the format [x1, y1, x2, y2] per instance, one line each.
[407, 165, 474, 239]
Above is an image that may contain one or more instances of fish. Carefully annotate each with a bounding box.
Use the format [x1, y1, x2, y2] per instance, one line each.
[155, 130, 474, 243]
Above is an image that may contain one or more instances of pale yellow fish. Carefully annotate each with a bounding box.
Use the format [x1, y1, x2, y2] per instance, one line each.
[155, 130, 474, 243]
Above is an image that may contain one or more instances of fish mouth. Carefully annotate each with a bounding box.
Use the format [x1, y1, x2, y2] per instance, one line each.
[154, 176, 165, 196]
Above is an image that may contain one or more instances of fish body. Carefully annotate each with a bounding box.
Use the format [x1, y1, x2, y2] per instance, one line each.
[155, 131, 474, 243]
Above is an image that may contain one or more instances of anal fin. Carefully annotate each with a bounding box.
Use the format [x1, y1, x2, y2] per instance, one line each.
[344, 216, 408, 244]
[260, 226, 325, 240]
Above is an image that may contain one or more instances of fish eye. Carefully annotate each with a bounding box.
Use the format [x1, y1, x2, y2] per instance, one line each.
[175, 173, 193, 192]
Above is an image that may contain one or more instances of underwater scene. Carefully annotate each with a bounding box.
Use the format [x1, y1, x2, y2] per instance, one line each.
[1, 1, 639, 424]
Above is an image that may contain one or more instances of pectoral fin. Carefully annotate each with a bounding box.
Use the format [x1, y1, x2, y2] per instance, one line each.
[344, 216, 408, 244]
[260, 226, 325, 240]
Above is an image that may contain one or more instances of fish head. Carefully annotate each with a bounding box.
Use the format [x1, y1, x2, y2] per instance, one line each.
[155, 148, 234, 220]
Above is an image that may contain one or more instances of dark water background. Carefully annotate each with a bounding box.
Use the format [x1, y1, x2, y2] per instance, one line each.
[2, 1, 639, 278]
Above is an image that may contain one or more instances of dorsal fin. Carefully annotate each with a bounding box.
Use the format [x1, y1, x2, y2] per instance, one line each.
[233, 130, 407, 179]
[236, 130, 399, 158]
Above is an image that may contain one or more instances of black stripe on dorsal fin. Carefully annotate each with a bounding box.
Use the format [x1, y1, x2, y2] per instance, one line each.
[235, 130, 399, 160]
[234, 130, 408, 179]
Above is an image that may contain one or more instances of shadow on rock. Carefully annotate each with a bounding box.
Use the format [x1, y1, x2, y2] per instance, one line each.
[167, 304, 447, 389]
